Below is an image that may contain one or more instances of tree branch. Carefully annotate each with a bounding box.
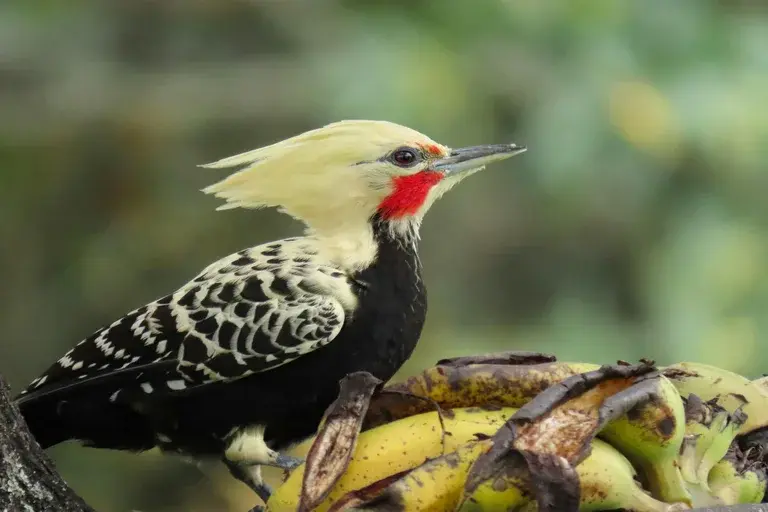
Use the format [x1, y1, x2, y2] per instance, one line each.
[0, 374, 94, 512]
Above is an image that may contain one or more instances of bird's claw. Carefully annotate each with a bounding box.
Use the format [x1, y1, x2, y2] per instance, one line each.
[273, 453, 303, 471]
[224, 459, 274, 503]
[251, 482, 273, 505]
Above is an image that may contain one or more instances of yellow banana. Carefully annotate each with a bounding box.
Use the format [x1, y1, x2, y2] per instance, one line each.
[663, 362, 768, 434]
[598, 374, 692, 507]
[343, 440, 493, 511]
[459, 462, 532, 512]
[268, 406, 517, 511]
[708, 455, 767, 505]
[365, 361, 600, 429]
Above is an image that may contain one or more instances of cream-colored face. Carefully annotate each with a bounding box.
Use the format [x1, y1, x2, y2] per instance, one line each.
[200, 120, 524, 239]
[201, 121, 444, 229]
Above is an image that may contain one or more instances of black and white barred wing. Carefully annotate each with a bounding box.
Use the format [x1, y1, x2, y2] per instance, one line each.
[20, 239, 355, 398]
[20, 296, 182, 398]
[173, 265, 348, 384]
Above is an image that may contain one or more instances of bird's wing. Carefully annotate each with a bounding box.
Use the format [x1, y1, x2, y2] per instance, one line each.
[18, 238, 356, 401]
[171, 243, 351, 385]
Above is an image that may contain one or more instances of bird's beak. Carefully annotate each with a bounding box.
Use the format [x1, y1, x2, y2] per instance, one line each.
[432, 143, 527, 175]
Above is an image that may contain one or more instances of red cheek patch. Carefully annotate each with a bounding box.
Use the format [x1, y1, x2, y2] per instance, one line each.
[378, 171, 444, 219]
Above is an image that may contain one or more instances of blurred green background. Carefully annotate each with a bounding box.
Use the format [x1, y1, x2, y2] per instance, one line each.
[2, 0, 768, 510]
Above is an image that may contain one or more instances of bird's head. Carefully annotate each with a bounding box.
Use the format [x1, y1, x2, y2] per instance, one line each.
[202, 120, 525, 266]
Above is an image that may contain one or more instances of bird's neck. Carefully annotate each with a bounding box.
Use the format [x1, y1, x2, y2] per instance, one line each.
[309, 215, 420, 272]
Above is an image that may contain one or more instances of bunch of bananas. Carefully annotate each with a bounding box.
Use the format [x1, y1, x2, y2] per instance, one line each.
[266, 352, 768, 511]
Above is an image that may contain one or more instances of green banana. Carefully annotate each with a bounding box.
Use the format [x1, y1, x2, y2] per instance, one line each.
[580, 439, 690, 512]
[677, 394, 747, 506]
[679, 395, 718, 486]
[663, 362, 768, 434]
[598, 373, 692, 507]
[708, 448, 767, 505]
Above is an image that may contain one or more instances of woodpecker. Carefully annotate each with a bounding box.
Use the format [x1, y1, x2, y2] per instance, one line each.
[16, 120, 525, 501]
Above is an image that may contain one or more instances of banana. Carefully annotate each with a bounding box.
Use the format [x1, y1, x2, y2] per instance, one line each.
[579, 439, 690, 512]
[461, 439, 687, 512]
[598, 373, 692, 507]
[364, 361, 600, 430]
[268, 406, 517, 511]
[663, 362, 768, 434]
[696, 412, 743, 490]
[343, 440, 493, 511]
[459, 363, 660, 512]
[708, 451, 767, 505]
[457, 363, 681, 512]
[678, 394, 744, 498]
[269, 359, 768, 511]
[299, 371, 382, 511]
[459, 455, 533, 512]
[752, 374, 768, 393]
[679, 395, 715, 486]
[307, 436, 693, 512]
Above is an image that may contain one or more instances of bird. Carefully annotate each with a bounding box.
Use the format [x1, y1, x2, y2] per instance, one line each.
[15, 120, 526, 502]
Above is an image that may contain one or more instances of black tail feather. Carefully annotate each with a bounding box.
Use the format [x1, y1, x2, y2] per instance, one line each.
[17, 393, 156, 451]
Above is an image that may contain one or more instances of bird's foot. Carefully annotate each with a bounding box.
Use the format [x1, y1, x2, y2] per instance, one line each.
[224, 460, 273, 503]
[249, 481, 273, 505]
[224, 426, 303, 472]
[270, 453, 303, 471]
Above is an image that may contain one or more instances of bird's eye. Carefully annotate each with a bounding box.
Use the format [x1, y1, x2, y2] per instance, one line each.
[390, 148, 419, 167]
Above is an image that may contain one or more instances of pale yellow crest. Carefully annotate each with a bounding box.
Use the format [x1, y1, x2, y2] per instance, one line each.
[200, 120, 446, 229]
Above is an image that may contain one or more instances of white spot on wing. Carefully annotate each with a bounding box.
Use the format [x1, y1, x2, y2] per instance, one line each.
[58, 355, 75, 368]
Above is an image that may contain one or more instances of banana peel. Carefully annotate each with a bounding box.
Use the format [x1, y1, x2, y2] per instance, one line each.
[462, 362, 678, 511]
[300, 372, 382, 511]
[364, 360, 600, 430]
